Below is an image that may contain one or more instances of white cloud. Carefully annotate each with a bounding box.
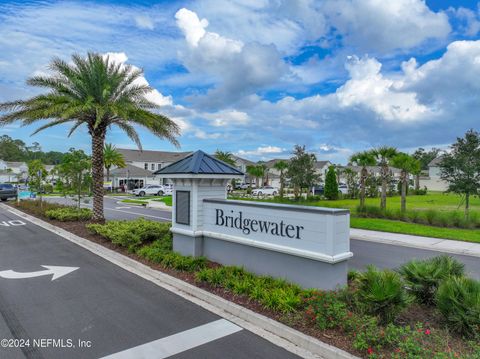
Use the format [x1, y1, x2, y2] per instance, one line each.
[449, 6, 480, 36]
[235, 146, 286, 158]
[175, 8, 288, 109]
[194, 129, 222, 140]
[322, 0, 451, 53]
[336, 56, 430, 121]
[204, 110, 250, 127]
[134, 15, 155, 30]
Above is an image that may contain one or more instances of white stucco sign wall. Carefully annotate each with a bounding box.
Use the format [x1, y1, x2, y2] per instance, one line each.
[202, 199, 351, 263]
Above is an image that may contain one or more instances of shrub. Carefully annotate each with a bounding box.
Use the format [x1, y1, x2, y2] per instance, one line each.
[195, 266, 303, 313]
[15, 200, 66, 217]
[303, 290, 348, 330]
[399, 255, 465, 305]
[354, 266, 411, 324]
[45, 207, 92, 221]
[324, 166, 339, 200]
[436, 276, 480, 338]
[88, 218, 171, 252]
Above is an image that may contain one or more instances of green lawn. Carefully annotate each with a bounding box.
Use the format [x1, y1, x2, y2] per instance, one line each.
[231, 193, 480, 243]
[152, 196, 172, 206]
[351, 217, 480, 243]
[293, 192, 479, 214]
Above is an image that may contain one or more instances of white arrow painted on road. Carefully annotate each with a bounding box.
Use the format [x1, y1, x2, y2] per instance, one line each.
[0, 266, 79, 281]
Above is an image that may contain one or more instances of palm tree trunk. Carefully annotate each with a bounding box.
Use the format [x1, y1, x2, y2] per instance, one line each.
[415, 174, 420, 191]
[106, 167, 110, 182]
[360, 167, 366, 208]
[91, 132, 105, 222]
[401, 171, 407, 212]
[279, 172, 284, 198]
[380, 165, 387, 210]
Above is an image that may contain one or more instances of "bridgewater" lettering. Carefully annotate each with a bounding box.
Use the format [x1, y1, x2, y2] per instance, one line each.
[215, 209, 304, 239]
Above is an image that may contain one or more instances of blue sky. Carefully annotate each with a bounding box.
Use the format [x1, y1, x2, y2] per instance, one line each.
[0, 0, 479, 163]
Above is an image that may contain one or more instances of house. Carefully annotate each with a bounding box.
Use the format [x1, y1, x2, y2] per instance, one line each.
[419, 157, 448, 191]
[0, 160, 28, 182]
[315, 161, 332, 182]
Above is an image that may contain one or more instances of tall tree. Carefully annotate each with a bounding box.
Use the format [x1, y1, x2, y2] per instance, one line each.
[0, 135, 26, 161]
[273, 160, 289, 198]
[287, 145, 320, 198]
[412, 147, 440, 190]
[350, 151, 376, 208]
[56, 149, 92, 208]
[341, 167, 358, 199]
[246, 164, 264, 189]
[439, 130, 480, 217]
[0, 53, 179, 221]
[391, 153, 420, 212]
[214, 150, 236, 166]
[372, 146, 397, 210]
[27, 159, 47, 206]
[324, 165, 339, 200]
[104, 143, 126, 182]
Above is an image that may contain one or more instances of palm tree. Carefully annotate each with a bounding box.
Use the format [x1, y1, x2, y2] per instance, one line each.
[246, 164, 264, 189]
[214, 150, 236, 166]
[350, 151, 376, 208]
[372, 146, 397, 210]
[273, 160, 289, 198]
[0, 53, 179, 221]
[104, 143, 126, 182]
[391, 153, 420, 212]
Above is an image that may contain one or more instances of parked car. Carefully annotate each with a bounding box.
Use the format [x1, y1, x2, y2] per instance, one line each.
[132, 185, 171, 197]
[312, 185, 324, 195]
[338, 184, 348, 195]
[252, 186, 279, 196]
[0, 183, 17, 202]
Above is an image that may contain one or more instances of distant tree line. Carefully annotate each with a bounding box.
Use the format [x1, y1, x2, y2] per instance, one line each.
[0, 135, 65, 164]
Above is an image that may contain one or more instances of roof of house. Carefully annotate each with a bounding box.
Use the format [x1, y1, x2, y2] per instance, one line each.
[109, 164, 154, 178]
[117, 148, 192, 163]
[154, 150, 244, 175]
[315, 161, 331, 169]
[263, 158, 289, 168]
[428, 156, 444, 167]
[231, 155, 256, 166]
[5, 161, 27, 168]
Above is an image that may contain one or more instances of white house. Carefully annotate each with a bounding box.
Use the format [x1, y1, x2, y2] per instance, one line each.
[419, 157, 448, 191]
[0, 160, 28, 183]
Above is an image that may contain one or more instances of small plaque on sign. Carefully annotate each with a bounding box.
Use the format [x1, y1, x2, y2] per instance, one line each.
[176, 190, 190, 225]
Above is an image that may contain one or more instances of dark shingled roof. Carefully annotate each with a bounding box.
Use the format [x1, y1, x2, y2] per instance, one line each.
[154, 150, 244, 175]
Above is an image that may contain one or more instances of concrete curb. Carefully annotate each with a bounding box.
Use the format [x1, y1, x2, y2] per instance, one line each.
[2, 204, 358, 359]
[351, 229, 480, 258]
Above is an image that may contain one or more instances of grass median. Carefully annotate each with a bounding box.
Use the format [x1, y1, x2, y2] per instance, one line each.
[231, 192, 480, 242]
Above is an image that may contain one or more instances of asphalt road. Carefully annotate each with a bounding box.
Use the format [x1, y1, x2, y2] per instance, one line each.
[43, 197, 480, 279]
[0, 209, 300, 359]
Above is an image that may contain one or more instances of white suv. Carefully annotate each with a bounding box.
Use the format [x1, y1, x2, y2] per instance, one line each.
[132, 185, 171, 197]
[251, 186, 278, 196]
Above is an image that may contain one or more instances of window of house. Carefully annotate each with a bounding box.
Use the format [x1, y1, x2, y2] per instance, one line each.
[157, 163, 162, 170]
[151, 163, 155, 171]
[144, 163, 148, 170]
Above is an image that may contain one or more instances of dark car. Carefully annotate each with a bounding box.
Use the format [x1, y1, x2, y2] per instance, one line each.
[312, 185, 324, 195]
[0, 184, 17, 202]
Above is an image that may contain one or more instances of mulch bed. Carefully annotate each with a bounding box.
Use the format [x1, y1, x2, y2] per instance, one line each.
[8, 202, 473, 358]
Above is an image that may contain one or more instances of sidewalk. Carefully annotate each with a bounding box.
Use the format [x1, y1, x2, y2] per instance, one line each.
[350, 228, 480, 258]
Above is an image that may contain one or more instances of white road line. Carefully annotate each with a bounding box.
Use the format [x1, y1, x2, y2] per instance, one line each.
[101, 319, 242, 359]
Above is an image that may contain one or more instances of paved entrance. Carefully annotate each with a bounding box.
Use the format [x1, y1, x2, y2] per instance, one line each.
[0, 209, 300, 359]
